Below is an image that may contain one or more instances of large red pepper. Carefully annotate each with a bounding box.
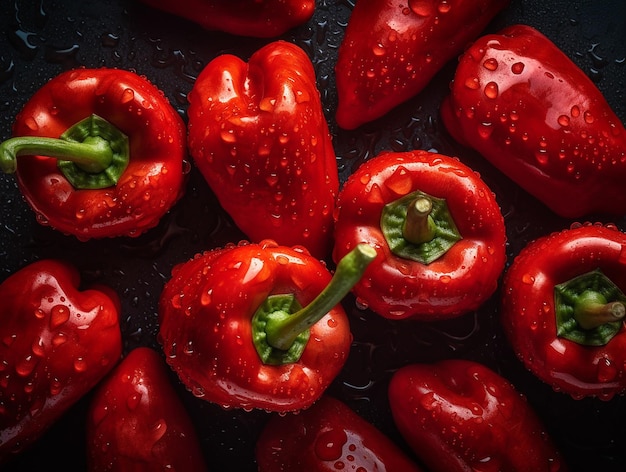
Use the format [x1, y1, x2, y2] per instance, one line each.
[0, 68, 186, 239]
[86, 347, 208, 471]
[0, 259, 122, 461]
[388, 360, 567, 471]
[158, 240, 375, 413]
[256, 395, 422, 471]
[334, 0, 509, 130]
[187, 41, 339, 259]
[332, 150, 506, 320]
[137, 0, 315, 38]
[441, 24, 626, 218]
[502, 223, 626, 400]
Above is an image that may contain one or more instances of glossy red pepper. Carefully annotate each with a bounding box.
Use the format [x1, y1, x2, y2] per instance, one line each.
[187, 41, 338, 259]
[441, 24, 626, 218]
[158, 240, 375, 413]
[86, 347, 208, 471]
[502, 223, 626, 400]
[0, 259, 122, 461]
[137, 0, 315, 38]
[332, 150, 506, 320]
[0, 68, 186, 239]
[389, 360, 567, 471]
[334, 0, 509, 130]
[256, 395, 422, 471]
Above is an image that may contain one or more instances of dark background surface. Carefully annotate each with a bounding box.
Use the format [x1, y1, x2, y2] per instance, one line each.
[0, 0, 625, 469]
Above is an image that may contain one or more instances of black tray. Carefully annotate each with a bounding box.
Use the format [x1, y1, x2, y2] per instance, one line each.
[1, 0, 625, 470]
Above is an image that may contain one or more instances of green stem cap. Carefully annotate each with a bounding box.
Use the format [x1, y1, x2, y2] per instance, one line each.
[0, 114, 129, 189]
[251, 243, 377, 365]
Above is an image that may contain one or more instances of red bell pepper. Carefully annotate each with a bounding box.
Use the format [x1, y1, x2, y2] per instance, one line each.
[158, 240, 376, 413]
[441, 24, 626, 218]
[332, 150, 506, 320]
[0, 259, 122, 461]
[86, 347, 208, 471]
[256, 394, 422, 471]
[502, 223, 626, 400]
[0, 68, 186, 239]
[137, 0, 315, 38]
[388, 360, 567, 471]
[334, 0, 509, 130]
[187, 40, 339, 259]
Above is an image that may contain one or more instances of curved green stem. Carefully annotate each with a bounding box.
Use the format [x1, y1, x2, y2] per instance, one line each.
[0, 135, 113, 174]
[265, 243, 377, 350]
[0, 114, 129, 190]
[574, 291, 626, 330]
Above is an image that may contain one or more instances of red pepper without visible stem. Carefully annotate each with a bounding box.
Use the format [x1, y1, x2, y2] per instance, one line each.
[332, 150, 506, 320]
[334, 0, 509, 130]
[0, 259, 122, 461]
[187, 40, 339, 259]
[256, 395, 423, 471]
[441, 24, 626, 218]
[0, 68, 186, 240]
[502, 223, 626, 400]
[137, 0, 315, 38]
[158, 240, 376, 413]
[389, 360, 567, 472]
[86, 347, 208, 471]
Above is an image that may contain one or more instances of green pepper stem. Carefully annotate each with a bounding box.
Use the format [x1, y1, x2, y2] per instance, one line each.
[0, 135, 113, 174]
[402, 196, 436, 244]
[574, 299, 626, 330]
[265, 243, 377, 351]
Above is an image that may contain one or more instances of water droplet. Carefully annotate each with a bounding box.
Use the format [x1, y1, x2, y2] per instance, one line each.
[220, 128, 236, 143]
[510, 62, 525, 74]
[558, 115, 570, 127]
[50, 305, 70, 328]
[482, 58, 498, 71]
[384, 166, 413, 196]
[25, 117, 39, 131]
[120, 88, 134, 104]
[126, 393, 142, 411]
[372, 43, 385, 56]
[409, 0, 434, 16]
[314, 428, 347, 461]
[522, 273, 535, 284]
[74, 357, 88, 372]
[584, 111, 594, 124]
[437, 0, 452, 13]
[464, 77, 480, 90]
[15, 355, 37, 377]
[597, 357, 618, 382]
[478, 122, 493, 139]
[484, 81, 499, 99]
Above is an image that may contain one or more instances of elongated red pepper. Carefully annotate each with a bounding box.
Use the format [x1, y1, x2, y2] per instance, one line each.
[137, 0, 315, 38]
[0, 68, 186, 239]
[0, 259, 122, 461]
[389, 360, 567, 471]
[86, 347, 208, 471]
[334, 0, 509, 129]
[502, 223, 626, 400]
[256, 395, 422, 471]
[332, 150, 506, 320]
[187, 41, 338, 259]
[158, 240, 376, 412]
[441, 24, 626, 218]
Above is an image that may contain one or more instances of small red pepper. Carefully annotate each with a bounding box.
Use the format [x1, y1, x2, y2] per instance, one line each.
[137, 0, 315, 38]
[441, 24, 626, 218]
[0, 68, 186, 239]
[389, 360, 567, 471]
[187, 41, 339, 259]
[256, 395, 423, 471]
[158, 240, 376, 413]
[0, 259, 122, 461]
[502, 223, 626, 400]
[86, 347, 208, 471]
[332, 150, 506, 320]
[334, 0, 509, 130]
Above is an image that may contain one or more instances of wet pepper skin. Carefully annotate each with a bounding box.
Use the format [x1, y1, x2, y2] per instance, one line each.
[441, 24, 626, 218]
[256, 395, 422, 472]
[332, 150, 506, 321]
[188, 41, 339, 259]
[158, 240, 352, 413]
[87, 347, 208, 471]
[138, 0, 315, 38]
[502, 224, 626, 400]
[335, 0, 509, 130]
[7, 68, 186, 239]
[389, 360, 567, 472]
[0, 260, 122, 461]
